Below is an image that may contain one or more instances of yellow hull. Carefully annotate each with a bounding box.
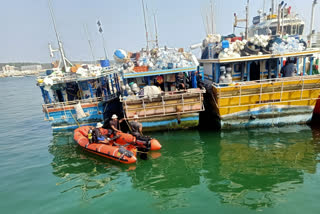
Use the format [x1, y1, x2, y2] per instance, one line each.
[211, 75, 320, 128]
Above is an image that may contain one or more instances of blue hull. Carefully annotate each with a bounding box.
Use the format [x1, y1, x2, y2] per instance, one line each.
[140, 114, 200, 132]
[47, 106, 104, 131]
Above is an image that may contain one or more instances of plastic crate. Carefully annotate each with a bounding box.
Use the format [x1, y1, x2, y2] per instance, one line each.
[133, 66, 148, 72]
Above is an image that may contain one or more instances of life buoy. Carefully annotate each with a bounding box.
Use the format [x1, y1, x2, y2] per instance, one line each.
[77, 90, 84, 98]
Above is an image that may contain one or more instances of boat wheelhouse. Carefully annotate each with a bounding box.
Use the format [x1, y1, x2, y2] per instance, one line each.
[248, 7, 305, 37]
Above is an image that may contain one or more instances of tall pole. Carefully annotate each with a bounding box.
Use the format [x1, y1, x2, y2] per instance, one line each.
[206, 14, 210, 34]
[271, 0, 275, 15]
[281, 4, 287, 36]
[101, 33, 108, 60]
[277, 1, 284, 35]
[309, 0, 318, 47]
[84, 24, 95, 64]
[141, 0, 149, 52]
[210, 0, 215, 34]
[153, 14, 159, 48]
[48, 0, 68, 71]
[277, 2, 281, 34]
[97, 20, 108, 60]
[245, 0, 249, 39]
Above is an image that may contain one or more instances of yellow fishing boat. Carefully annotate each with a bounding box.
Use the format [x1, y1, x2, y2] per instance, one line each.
[199, 49, 320, 129]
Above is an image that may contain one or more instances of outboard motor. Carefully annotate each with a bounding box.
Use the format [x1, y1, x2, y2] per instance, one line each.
[135, 136, 152, 152]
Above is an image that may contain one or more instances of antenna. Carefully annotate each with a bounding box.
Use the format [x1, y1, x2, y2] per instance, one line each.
[84, 24, 95, 64]
[141, 0, 149, 52]
[48, 0, 70, 71]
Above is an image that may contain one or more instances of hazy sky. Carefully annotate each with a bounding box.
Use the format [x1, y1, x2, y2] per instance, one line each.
[0, 0, 318, 63]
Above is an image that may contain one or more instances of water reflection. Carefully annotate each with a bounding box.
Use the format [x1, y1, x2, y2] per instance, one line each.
[48, 132, 131, 200]
[127, 131, 204, 210]
[48, 126, 320, 210]
[201, 125, 320, 210]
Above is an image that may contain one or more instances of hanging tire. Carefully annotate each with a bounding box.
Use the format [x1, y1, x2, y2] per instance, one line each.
[244, 42, 259, 55]
[261, 47, 271, 54]
[240, 50, 250, 57]
[300, 40, 307, 50]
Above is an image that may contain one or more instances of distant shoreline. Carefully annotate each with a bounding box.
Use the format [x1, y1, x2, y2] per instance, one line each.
[0, 70, 45, 78]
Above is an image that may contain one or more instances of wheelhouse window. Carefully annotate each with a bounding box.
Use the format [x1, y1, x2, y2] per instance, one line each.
[299, 25, 304, 35]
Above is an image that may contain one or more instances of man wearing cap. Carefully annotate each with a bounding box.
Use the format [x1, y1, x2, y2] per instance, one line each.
[93, 122, 109, 144]
[109, 114, 125, 134]
[130, 115, 143, 138]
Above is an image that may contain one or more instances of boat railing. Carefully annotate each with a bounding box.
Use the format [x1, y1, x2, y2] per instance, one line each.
[121, 89, 205, 119]
[212, 75, 320, 108]
[42, 93, 118, 110]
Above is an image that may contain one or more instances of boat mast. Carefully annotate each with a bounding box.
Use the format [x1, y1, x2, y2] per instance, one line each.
[281, 3, 287, 36]
[141, 0, 149, 53]
[153, 13, 159, 48]
[271, 0, 275, 15]
[48, 0, 69, 71]
[84, 24, 95, 64]
[97, 20, 109, 60]
[210, 0, 215, 34]
[245, 0, 249, 39]
[277, 1, 284, 35]
[309, 0, 318, 47]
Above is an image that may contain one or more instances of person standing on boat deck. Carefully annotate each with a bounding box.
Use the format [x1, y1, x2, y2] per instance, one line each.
[109, 114, 125, 134]
[93, 122, 109, 144]
[281, 57, 297, 77]
[130, 115, 143, 137]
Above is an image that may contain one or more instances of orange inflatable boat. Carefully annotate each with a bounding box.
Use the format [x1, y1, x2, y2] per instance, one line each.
[74, 126, 137, 164]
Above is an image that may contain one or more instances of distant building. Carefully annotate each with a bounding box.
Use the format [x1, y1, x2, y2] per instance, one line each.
[21, 65, 42, 71]
[2, 65, 16, 73]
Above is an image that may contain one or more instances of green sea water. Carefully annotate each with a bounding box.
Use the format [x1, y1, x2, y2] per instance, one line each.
[1, 77, 320, 214]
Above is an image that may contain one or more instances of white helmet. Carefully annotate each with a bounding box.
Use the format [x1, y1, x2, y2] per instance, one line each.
[96, 122, 103, 128]
[133, 115, 139, 119]
[111, 114, 118, 119]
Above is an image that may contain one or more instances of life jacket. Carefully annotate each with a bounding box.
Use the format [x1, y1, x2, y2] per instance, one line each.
[88, 130, 92, 140]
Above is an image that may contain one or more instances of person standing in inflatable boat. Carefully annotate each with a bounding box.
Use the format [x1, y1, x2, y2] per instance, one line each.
[130, 115, 143, 138]
[109, 114, 125, 134]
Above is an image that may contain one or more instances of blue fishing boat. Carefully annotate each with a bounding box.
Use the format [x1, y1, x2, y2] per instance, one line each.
[37, 67, 121, 131]
[37, 0, 121, 131]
